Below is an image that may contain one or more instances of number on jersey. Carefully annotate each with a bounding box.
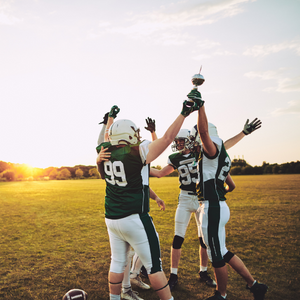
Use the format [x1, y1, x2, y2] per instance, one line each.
[104, 161, 128, 186]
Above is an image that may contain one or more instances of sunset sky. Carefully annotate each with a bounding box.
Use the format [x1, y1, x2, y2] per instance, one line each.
[1, 0, 299, 169]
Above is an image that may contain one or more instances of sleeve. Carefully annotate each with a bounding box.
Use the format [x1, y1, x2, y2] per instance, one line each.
[167, 156, 177, 169]
[139, 140, 151, 165]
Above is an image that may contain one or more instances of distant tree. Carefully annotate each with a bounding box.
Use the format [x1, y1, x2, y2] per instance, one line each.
[57, 168, 71, 180]
[89, 167, 100, 178]
[253, 166, 263, 175]
[230, 167, 242, 175]
[1, 170, 15, 181]
[49, 168, 58, 180]
[75, 168, 84, 179]
[264, 165, 273, 174]
[272, 165, 280, 174]
[151, 165, 162, 170]
[242, 166, 254, 175]
[0, 161, 10, 173]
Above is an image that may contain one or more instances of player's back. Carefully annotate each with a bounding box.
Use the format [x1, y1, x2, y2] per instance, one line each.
[100, 141, 151, 219]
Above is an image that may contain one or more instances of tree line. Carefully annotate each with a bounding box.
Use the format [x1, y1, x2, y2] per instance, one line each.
[0, 159, 299, 182]
[0, 161, 99, 182]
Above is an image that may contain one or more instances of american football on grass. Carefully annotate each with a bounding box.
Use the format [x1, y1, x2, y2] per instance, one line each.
[62, 289, 88, 300]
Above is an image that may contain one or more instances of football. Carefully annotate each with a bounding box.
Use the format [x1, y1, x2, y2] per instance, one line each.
[62, 289, 88, 300]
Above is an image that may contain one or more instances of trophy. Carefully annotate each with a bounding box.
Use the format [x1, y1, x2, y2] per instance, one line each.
[187, 66, 205, 104]
[191, 66, 205, 90]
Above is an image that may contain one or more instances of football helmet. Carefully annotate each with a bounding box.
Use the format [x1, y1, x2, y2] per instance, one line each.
[109, 119, 141, 146]
[188, 125, 201, 151]
[208, 122, 219, 138]
[188, 123, 219, 150]
[171, 129, 191, 152]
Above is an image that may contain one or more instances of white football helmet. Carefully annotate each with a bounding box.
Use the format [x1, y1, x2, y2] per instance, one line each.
[172, 129, 190, 152]
[109, 119, 141, 146]
[188, 123, 219, 150]
[208, 122, 219, 138]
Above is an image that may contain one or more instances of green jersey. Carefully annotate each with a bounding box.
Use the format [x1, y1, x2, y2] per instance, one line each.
[97, 140, 151, 219]
[197, 137, 231, 201]
[168, 152, 200, 193]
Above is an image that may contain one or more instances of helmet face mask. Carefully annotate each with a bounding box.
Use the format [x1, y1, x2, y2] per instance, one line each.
[171, 129, 191, 152]
[109, 119, 141, 146]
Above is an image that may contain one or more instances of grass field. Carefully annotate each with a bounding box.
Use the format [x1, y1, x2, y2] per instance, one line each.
[0, 175, 299, 300]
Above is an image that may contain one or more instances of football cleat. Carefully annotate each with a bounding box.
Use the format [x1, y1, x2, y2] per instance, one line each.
[205, 290, 224, 300]
[121, 289, 143, 300]
[199, 271, 217, 287]
[130, 274, 150, 290]
[62, 289, 88, 300]
[247, 281, 268, 300]
[168, 273, 178, 291]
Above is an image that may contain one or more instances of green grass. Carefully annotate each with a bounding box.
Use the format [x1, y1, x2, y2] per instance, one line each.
[0, 175, 299, 299]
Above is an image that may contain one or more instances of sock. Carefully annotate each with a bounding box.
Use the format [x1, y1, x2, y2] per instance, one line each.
[200, 266, 207, 272]
[221, 293, 227, 299]
[171, 268, 178, 275]
[122, 286, 131, 293]
[168, 297, 174, 300]
[110, 294, 121, 300]
[252, 280, 257, 286]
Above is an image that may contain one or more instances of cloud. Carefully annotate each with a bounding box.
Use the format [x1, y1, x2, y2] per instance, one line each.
[271, 100, 300, 116]
[90, 0, 255, 45]
[0, 0, 22, 25]
[245, 70, 300, 93]
[243, 39, 300, 57]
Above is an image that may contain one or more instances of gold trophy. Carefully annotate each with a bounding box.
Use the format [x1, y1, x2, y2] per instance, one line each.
[191, 66, 205, 89]
[187, 66, 205, 104]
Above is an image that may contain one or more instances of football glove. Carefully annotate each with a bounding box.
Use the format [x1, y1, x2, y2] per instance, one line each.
[181, 100, 200, 117]
[99, 112, 109, 125]
[108, 105, 120, 118]
[243, 118, 262, 135]
[145, 117, 156, 133]
[187, 89, 204, 107]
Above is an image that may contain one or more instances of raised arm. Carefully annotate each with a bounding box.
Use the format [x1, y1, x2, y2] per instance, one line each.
[224, 118, 262, 150]
[145, 117, 158, 141]
[104, 105, 120, 142]
[187, 89, 217, 157]
[97, 112, 109, 145]
[145, 101, 199, 164]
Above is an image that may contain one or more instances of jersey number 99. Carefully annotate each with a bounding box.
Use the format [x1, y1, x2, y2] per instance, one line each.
[104, 161, 128, 187]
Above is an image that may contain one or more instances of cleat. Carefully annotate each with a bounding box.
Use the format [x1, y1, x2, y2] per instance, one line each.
[247, 282, 268, 300]
[121, 289, 144, 300]
[168, 273, 178, 291]
[130, 274, 150, 290]
[199, 271, 217, 287]
[140, 265, 148, 279]
[205, 290, 225, 300]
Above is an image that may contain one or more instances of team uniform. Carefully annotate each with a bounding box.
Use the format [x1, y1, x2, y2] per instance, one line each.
[96, 140, 163, 275]
[197, 136, 232, 266]
[168, 151, 201, 240]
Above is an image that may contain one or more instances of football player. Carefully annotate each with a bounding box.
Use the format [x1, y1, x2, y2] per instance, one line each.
[150, 128, 216, 290]
[187, 88, 268, 300]
[97, 109, 157, 300]
[150, 116, 262, 291]
[96, 100, 200, 300]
